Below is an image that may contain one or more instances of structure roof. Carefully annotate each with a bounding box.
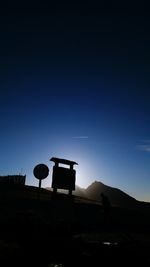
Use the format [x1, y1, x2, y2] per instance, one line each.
[50, 157, 78, 166]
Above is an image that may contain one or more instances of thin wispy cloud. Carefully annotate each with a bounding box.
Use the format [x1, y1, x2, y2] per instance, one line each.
[137, 140, 150, 153]
[137, 145, 150, 152]
[140, 139, 150, 143]
[72, 136, 89, 139]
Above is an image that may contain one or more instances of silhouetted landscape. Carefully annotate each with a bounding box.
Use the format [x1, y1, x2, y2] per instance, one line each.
[0, 180, 150, 266]
[47, 181, 138, 207]
[1, 1, 150, 266]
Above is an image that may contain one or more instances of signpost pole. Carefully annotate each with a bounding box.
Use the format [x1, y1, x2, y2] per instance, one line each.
[33, 164, 49, 201]
[39, 179, 42, 189]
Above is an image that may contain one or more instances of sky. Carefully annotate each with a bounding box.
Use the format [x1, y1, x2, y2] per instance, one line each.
[0, 2, 150, 201]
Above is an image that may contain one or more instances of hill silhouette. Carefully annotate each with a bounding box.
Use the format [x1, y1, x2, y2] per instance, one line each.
[85, 181, 137, 208]
[46, 180, 138, 208]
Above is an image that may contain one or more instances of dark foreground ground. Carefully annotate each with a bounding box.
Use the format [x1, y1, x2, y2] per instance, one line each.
[0, 185, 150, 266]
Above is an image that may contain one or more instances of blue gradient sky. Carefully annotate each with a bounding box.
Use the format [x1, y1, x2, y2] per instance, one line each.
[0, 3, 150, 201]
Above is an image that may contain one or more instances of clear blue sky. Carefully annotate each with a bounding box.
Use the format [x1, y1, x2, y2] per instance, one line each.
[0, 3, 150, 201]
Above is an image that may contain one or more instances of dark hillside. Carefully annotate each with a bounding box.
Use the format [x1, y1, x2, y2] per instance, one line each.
[0, 184, 150, 266]
[85, 181, 137, 207]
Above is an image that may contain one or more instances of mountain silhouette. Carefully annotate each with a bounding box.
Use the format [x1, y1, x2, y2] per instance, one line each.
[85, 181, 137, 208]
[46, 180, 138, 208]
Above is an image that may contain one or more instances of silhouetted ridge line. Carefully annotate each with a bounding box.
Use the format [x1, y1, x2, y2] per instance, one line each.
[46, 180, 138, 207]
[85, 180, 137, 207]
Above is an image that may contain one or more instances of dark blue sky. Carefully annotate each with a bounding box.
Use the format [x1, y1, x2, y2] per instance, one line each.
[0, 2, 150, 201]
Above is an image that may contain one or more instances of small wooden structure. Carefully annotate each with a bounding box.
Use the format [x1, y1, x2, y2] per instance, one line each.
[50, 157, 78, 195]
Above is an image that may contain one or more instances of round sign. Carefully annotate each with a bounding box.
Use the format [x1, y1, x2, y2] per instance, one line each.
[33, 164, 49, 180]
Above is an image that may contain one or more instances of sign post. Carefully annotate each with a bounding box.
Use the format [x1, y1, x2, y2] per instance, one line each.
[33, 164, 49, 199]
